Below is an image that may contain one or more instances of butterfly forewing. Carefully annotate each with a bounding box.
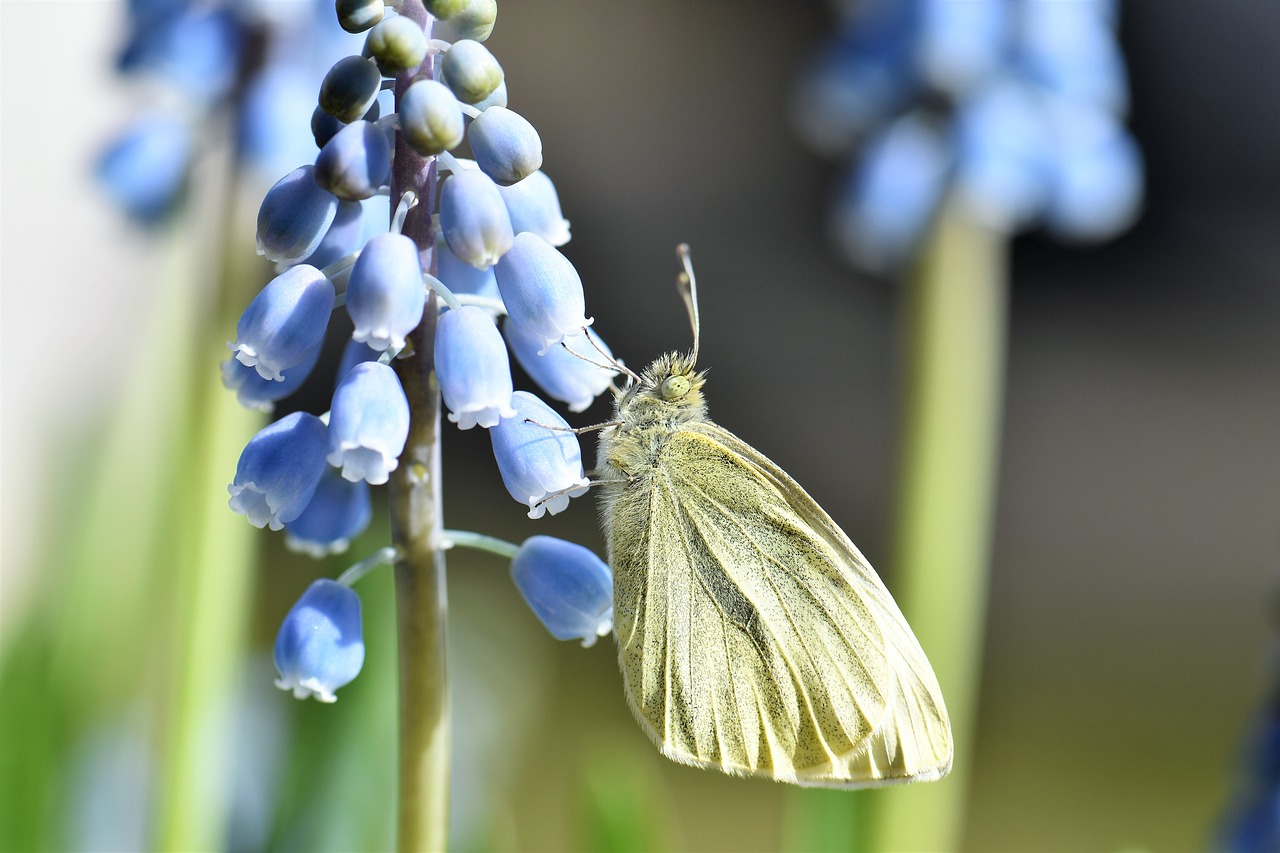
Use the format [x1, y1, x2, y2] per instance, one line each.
[607, 420, 952, 787]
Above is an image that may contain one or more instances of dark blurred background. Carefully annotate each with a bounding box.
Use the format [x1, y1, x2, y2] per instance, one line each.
[4, 1, 1279, 850]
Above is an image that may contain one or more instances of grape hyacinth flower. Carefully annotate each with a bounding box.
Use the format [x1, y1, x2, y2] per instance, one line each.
[345, 232, 427, 351]
[494, 232, 592, 354]
[257, 165, 340, 265]
[314, 120, 392, 201]
[439, 169, 514, 269]
[505, 323, 617, 413]
[231, 265, 335, 382]
[95, 113, 191, 223]
[510, 536, 613, 647]
[327, 361, 410, 485]
[468, 106, 543, 186]
[499, 170, 571, 246]
[489, 391, 590, 518]
[228, 412, 329, 530]
[285, 467, 373, 557]
[435, 306, 516, 429]
[274, 580, 365, 702]
[221, 340, 322, 412]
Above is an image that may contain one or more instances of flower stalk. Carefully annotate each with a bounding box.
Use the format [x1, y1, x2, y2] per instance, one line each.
[387, 1, 449, 849]
[871, 196, 1007, 851]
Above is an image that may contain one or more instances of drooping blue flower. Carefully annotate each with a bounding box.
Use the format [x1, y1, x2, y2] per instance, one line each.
[489, 391, 589, 519]
[952, 78, 1052, 233]
[96, 114, 191, 224]
[228, 412, 329, 530]
[439, 169, 514, 270]
[117, 6, 242, 103]
[273, 579, 365, 702]
[510, 536, 613, 646]
[327, 361, 409, 485]
[257, 165, 340, 264]
[468, 106, 542, 186]
[314, 119, 392, 202]
[284, 467, 373, 557]
[435, 234, 500, 299]
[334, 338, 382, 384]
[493, 232, 591, 354]
[231, 265, 334, 382]
[297, 199, 365, 270]
[435, 306, 516, 429]
[1042, 99, 1143, 243]
[345, 231, 426, 351]
[222, 339, 322, 412]
[505, 323, 617, 414]
[498, 169, 570, 246]
[830, 114, 950, 274]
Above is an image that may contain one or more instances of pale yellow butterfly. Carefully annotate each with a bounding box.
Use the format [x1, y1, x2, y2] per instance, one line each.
[592, 246, 952, 788]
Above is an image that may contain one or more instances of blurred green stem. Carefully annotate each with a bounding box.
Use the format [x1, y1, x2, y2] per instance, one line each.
[389, 3, 449, 849]
[871, 198, 1006, 852]
[154, 164, 262, 849]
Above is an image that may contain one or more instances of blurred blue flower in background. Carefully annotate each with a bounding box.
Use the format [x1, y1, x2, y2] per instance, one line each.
[793, 0, 1143, 272]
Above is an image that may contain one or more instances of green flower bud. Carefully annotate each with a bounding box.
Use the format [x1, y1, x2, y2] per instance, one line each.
[366, 15, 428, 74]
[400, 79, 465, 156]
[447, 0, 496, 42]
[319, 56, 382, 123]
[336, 0, 384, 33]
[441, 39, 503, 104]
[424, 0, 467, 19]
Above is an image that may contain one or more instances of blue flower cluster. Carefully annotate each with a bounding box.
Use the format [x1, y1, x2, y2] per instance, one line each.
[219, 0, 618, 701]
[97, 0, 352, 223]
[793, 0, 1143, 271]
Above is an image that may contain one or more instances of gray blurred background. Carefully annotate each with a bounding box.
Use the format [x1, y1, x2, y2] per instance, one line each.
[4, 1, 1280, 849]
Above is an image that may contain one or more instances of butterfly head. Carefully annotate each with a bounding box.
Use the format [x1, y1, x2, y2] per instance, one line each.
[615, 351, 708, 424]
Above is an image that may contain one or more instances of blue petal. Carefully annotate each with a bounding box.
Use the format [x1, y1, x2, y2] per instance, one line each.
[285, 467, 373, 557]
[439, 170, 514, 270]
[327, 361, 409, 485]
[510, 536, 613, 645]
[232, 265, 334, 382]
[505, 322, 616, 413]
[499, 170, 570, 247]
[468, 106, 543, 186]
[257, 165, 339, 264]
[274, 580, 365, 702]
[489, 391, 589, 518]
[228, 412, 329, 530]
[435, 306, 516, 429]
[345, 232, 426, 351]
[493, 232, 591, 354]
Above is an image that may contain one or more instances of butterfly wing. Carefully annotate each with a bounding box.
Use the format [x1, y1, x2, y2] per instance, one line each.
[607, 421, 952, 787]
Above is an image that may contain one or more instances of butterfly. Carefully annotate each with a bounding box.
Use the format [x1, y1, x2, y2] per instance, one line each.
[592, 246, 952, 787]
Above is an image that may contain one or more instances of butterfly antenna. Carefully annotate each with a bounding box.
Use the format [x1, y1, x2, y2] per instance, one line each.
[676, 243, 701, 368]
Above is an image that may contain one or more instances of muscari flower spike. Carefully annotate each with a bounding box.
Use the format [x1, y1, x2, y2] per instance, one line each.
[489, 391, 590, 519]
[257, 165, 339, 265]
[493, 231, 591, 354]
[328, 361, 410, 486]
[436, 306, 516, 429]
[345, 231, 427, 351]
[285, 466, 373, 557]
[274, 579, 365, 702]
[228, 412, 329, 530]
[505, 322, 617, 413]
[231, 264, 335, 382]
[510, 536, 613, 647]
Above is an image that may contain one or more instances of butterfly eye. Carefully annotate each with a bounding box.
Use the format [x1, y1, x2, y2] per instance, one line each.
[660, 374, 690, 400]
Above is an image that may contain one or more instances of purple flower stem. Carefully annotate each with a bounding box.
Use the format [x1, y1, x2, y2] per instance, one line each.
[387, 2, 449, 849]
